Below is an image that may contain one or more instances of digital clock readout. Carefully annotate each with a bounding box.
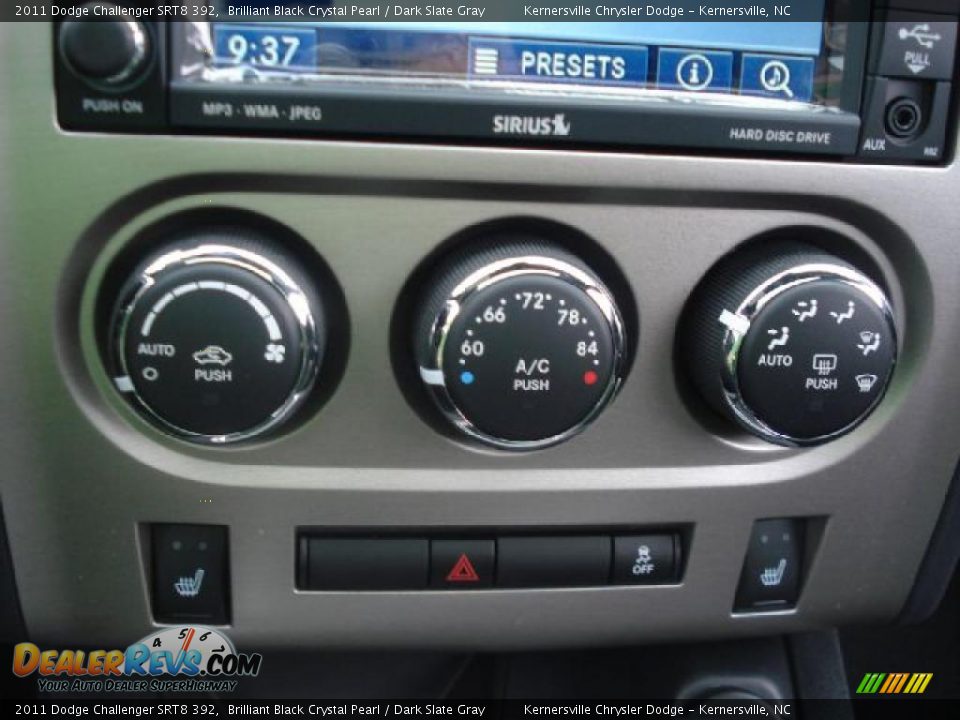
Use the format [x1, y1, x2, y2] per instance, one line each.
[213, 25, 318, 68]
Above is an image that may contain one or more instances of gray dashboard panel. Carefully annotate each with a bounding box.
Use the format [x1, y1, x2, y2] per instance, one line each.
[1, 23, 959, 649]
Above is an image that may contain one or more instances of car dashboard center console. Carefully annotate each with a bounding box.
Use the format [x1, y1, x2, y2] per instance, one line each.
[1, 0, 960, 651]
[55, 0, 955, 161]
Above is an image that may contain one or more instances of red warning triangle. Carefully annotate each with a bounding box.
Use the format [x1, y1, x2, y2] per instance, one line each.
[445, 553, 480, 583]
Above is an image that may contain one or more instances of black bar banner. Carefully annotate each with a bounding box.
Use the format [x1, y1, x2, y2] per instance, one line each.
[6, 699, 960, 719]
[6, 0, 886, 24]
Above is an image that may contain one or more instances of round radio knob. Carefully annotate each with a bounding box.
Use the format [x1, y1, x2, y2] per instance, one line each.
[59, 5, 151, 88]
[413, 238, 627, 449]
[111, 231, 325, 444]
[680, 242, 897, 446]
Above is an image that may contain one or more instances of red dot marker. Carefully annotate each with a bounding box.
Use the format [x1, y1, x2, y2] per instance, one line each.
[583, 370, 599, 386]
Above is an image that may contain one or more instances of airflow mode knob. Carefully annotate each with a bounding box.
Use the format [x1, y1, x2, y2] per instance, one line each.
[680, 242, 897, 446]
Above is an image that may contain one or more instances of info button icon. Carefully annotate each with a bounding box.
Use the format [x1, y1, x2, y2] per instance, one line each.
[657, 48, 733, 93]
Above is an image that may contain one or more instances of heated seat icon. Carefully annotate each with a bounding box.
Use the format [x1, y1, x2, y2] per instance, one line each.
[174, 568, 205, 598]
[760, 558, 787, 587]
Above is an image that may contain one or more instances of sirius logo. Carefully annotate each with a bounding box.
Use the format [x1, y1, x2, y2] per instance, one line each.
[492, 113, 571, 137]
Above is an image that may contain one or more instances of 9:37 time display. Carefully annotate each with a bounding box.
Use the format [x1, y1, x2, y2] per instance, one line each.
[213, 24, 317, 69]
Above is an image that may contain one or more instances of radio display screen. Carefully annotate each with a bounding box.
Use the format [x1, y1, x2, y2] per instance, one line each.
[176, 1, 850, 109]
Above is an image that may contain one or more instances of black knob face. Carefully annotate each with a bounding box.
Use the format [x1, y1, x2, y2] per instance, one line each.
[681, 243, 897, 446]
[59, 5, 150, 87]
[733, 279, 895, 440]
[113, 237, 324, 443]
[415, 241, 627, 449]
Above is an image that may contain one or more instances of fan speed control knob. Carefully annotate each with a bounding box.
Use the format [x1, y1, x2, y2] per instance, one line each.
[680, 242, 897, 446]
[111, 231, 325, 443]
[413, 238, 627, 449]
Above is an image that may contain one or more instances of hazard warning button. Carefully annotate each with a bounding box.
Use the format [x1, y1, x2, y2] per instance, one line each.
[431, 539, 495, 589]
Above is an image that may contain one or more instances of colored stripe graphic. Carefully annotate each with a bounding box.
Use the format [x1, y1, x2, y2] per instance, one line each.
[878, 674, 896, 693]
[891, 673, 909, 693]
[905, 673, 933, 693]
[856, 672, 932, 694]
[903, 674, 920, 693]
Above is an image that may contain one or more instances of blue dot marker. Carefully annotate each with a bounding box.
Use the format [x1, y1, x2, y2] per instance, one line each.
[460, 371, 475, 385]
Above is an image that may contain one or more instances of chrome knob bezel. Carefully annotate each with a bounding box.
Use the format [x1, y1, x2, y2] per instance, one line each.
[112, 244, 321, 445]
[418, 255, 628, 451]
[717, 263, 897, 447]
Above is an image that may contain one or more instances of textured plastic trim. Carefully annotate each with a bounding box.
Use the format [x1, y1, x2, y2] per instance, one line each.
[898, 457, 960, 624]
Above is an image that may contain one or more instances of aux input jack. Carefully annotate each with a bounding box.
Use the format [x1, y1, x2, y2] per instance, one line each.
[885, 97, 923, 140]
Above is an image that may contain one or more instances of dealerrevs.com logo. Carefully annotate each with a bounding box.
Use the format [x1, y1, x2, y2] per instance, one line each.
[492, 113, 572, 137]
[12, 626, 262, 694]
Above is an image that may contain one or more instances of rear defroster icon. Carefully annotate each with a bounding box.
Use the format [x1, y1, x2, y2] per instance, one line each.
[812, 353, 838, 376]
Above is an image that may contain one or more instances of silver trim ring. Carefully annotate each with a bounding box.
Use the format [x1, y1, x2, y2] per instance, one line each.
[114, 244, 320, 445]
[718, 263, 897, 447]
[420, 255, 627, 451]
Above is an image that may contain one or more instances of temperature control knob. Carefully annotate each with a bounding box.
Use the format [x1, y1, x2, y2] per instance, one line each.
[111, 231, 325, 443]
[680, 242, 897, 446]
[413, 239, 627, 449]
